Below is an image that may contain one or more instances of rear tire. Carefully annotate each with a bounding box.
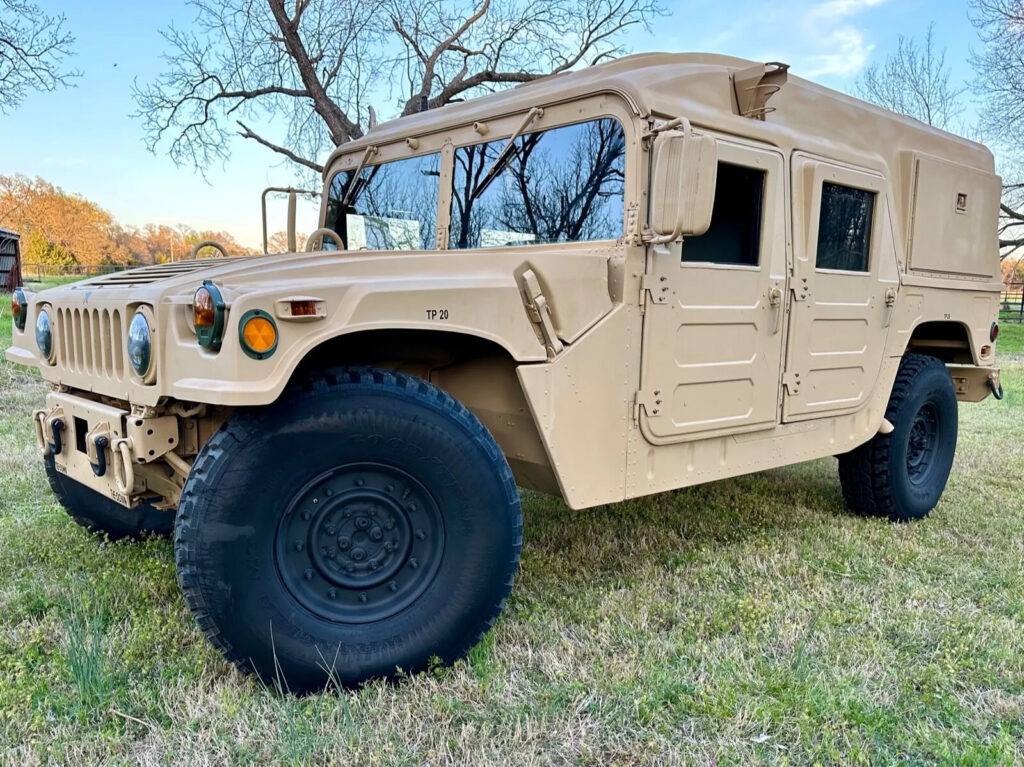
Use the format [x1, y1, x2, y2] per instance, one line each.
[45, 455, 174, 539]
[174, 367, 522, 693]
[838, 353, 958, 521]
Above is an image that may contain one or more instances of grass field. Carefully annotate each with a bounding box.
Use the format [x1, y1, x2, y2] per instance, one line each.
[1, 293, 1023, 766]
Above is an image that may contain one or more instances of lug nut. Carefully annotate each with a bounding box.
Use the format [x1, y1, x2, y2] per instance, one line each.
[359, 592, 367, 603]
[304, 568, 314, 580]
[328, 588, 337, 599]
[388, 581, 397, 592]
[294, 542, 304, 552]
[415, 529, 425, 540]
[409, 558, 418, 569]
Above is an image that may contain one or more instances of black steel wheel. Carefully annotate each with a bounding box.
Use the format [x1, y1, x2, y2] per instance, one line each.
[174, 367, 522, 693]
[838, 353, 958, 521]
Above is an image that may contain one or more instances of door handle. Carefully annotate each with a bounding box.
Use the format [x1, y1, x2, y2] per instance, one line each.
[768, 287, 783, 335]
[883, 287, 898, 328]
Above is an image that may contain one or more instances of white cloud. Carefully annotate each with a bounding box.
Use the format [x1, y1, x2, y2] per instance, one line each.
[811, 0, 886, 20]
[803, 26, 876, 77]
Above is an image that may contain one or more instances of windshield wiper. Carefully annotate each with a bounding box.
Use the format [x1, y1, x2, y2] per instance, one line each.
[340, 145, 380, 209]
[471, 107, 544, 201]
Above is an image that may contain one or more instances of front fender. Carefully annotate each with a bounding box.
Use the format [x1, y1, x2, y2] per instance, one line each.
[163, 249, 613, 406]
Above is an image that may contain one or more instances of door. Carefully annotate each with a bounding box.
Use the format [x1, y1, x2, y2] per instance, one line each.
[638, 140, 788, 444]
[782, 154, 900, 421]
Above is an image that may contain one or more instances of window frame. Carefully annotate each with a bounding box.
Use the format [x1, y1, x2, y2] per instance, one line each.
[800, 161, 886, 277]
[677, 139, 779, 273]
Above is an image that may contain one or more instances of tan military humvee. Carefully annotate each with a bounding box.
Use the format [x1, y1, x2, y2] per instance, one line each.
[7, 53, 1004, 692]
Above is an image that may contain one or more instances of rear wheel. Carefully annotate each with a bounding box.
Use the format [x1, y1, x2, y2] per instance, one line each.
[838, 353, 958, 521]
[45, 455, 174, 539]
[174, 367, 522, 693]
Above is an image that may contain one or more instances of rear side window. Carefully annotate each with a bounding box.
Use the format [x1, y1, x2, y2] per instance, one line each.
[682, 162, 765, 266]
[816, 182, 875, 272]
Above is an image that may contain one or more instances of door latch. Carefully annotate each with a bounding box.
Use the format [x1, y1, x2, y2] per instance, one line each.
[768, 286, 783, 334]
[883, 287, 898, 328]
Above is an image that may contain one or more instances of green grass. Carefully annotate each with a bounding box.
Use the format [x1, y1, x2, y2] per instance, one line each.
[1, 304, 1023, 765]
[996, 322, 1024, 355]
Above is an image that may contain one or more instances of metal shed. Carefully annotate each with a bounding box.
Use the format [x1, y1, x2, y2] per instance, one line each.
[0, 227, 22, 290]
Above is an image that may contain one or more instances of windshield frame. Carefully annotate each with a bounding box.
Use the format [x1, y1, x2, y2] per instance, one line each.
[318, 95, 638, 253]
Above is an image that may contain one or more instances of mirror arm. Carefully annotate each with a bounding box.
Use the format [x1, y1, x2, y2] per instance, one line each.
[260, 186, 320, 254]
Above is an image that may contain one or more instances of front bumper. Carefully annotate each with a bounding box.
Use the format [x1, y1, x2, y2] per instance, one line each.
[34, 391, 182, 508]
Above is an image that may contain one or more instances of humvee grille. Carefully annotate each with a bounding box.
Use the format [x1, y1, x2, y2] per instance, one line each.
[87, 260, 217, 286]
[55, 306, 126, 381]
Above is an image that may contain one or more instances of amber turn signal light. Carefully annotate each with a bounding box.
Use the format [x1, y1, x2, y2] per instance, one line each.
[239, 310, 278, 360]
[12, 287, 27, 331]
[194, 281, 226, 350]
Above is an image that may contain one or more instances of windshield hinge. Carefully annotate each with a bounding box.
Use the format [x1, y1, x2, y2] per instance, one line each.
[519, 269, 563, 359]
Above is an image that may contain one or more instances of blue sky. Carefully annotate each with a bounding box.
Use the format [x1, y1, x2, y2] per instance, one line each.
[0, 0, 980, 247]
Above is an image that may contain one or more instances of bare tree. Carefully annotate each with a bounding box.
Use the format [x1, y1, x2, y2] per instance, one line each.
[972, 0, 1024, 254]
[0, 0, 78, 114]
[133, 0, 663, 176]
[855, 23, 965, 130]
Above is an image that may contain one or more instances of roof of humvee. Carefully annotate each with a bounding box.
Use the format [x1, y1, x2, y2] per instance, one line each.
[323, 52, 992, 176]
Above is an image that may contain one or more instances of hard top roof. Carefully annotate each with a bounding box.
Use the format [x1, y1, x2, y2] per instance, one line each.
[323, 52, 992, 176]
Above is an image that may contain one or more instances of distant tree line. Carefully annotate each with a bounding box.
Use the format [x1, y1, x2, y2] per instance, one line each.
[0, 174, 261, 267]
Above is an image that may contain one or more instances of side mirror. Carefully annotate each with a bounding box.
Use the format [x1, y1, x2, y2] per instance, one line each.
[648, 127, 718, 243]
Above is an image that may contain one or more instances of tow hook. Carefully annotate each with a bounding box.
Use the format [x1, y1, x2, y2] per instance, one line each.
[987, 375, 1004, 401]
[90, 435, 110, 477]
[49, 418, 65, 456]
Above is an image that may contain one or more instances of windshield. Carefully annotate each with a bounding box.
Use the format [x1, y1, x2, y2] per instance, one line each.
[450, 118, 625, 249]
[324, 152, 441, 250]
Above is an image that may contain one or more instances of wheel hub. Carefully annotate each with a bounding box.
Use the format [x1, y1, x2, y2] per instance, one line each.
[275, 462, 444, 623]
[906, 402, 939, 485]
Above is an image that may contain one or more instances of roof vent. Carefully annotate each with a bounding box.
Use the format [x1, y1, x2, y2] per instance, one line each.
[732, 62, 789, 120]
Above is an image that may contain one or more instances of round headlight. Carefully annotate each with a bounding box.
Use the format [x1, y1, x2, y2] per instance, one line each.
[35, 308, 53, 361]
[128, 311, 153, 377]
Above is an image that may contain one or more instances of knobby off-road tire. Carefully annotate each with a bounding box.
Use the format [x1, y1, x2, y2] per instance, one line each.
[44, 455, 174, 540]
[174, 367, 522, 693]
[838, 353, 958, 522]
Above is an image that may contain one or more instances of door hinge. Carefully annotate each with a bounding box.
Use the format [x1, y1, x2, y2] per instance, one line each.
[519, 269, 564, 359]
[791, 277, 810, 302]
[640, 273, 674, 307]
[782, 371, 802, 395]
[633, 388, 664, 422]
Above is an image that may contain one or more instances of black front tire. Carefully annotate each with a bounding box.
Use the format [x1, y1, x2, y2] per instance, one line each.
[174, 367, 522, 693]
[44, 455, 175, 539]
[838, 353, 958, 521]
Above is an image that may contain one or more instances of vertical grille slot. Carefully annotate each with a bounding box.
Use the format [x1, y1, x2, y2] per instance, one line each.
[111, 309, 124, 380]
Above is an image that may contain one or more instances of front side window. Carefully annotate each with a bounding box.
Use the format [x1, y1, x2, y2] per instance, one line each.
[815, 182, 875, 272]
[449, 118, 626, 249]
[325, 153, 441, 250]
[682, 162, 765, 266]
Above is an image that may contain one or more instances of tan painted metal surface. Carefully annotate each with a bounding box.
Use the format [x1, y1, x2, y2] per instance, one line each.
[7, 52, 1002, 511]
